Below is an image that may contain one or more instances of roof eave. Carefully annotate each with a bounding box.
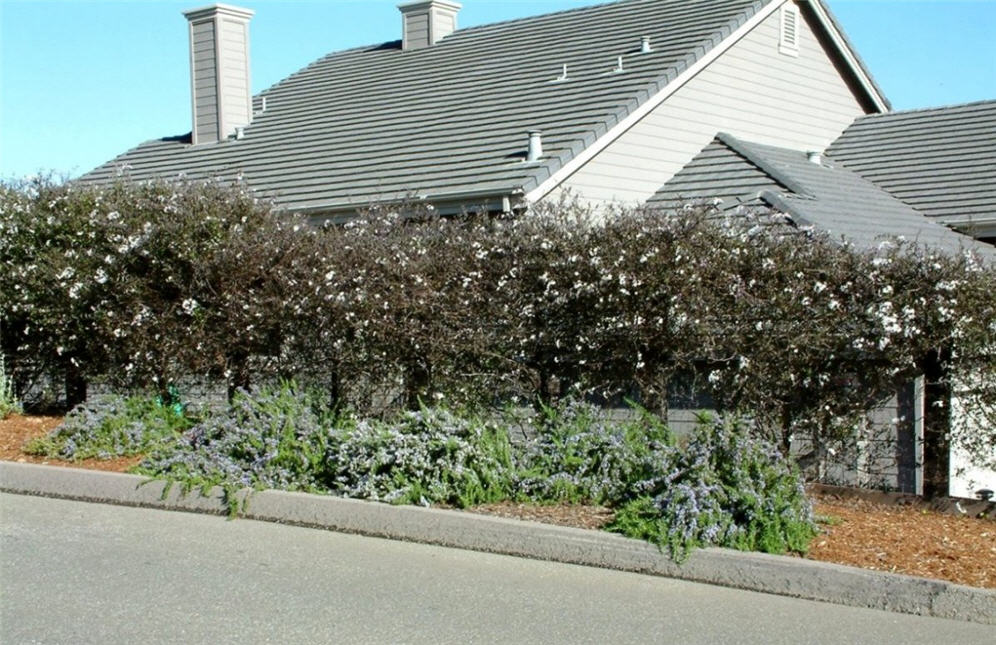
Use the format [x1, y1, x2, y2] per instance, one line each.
[941, 217, 996, 240]
[295, 187, 527, 222]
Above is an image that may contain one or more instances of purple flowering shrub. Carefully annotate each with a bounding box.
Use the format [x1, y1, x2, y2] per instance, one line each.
[24, 393, 191, 460]
[136, 382, 337, 497]
[609, 416, 816, 561]
[137, 384, 516, 509]
[116, 387, 812, 558]
[328, 407, 516, 507]
[516, 399, 673, 504]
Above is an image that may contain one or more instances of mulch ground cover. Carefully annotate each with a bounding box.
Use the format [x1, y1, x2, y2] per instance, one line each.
[2, 413, 993, 588]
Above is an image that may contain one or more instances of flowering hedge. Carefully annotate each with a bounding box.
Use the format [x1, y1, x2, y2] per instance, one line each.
[0, 177, 308, 404]
[2, 178, 994, 472]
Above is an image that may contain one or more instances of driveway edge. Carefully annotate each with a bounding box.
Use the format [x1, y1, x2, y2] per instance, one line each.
[2, 461, 993, 625]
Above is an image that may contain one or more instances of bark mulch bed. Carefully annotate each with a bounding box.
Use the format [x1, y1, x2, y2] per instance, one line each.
[0, 414, 144, 472]
[2, 413, 993, 588]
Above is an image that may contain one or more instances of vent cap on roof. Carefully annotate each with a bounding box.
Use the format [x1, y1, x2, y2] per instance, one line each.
[183, 4, 254, 145]
[398, 0, 461, 50]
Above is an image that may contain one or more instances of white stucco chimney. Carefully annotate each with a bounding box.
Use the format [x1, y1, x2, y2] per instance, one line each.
[398, 1, 461, 51]
[183, 4, 254, 145]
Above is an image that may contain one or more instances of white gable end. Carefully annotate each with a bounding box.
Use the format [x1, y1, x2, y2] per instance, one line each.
[551, 1, 873, 207]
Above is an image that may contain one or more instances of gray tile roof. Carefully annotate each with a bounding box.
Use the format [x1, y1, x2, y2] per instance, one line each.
[648, 133, 996, 261]
[81, 0, 779, 214]
[827, 100, 996, 230]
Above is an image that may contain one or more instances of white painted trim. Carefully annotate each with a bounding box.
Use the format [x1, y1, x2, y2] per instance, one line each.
[804, 0, 890, 112]
[523, 0, 786, 204]
[914, 375, 925, 497]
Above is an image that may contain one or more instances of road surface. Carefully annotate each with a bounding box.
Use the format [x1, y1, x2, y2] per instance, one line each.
[1, 492, 990, 644]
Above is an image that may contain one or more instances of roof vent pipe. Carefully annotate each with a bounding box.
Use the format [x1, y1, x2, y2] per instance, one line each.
[641, 36, 652, 53]
[807, 151, 823, 165]
[614, 56, 624, 72]
[526, 130, 543, 162]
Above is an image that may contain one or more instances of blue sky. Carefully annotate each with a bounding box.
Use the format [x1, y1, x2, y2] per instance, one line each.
[1, 0, 994, 180]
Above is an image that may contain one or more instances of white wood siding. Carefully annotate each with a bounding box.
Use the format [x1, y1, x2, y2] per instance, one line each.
[554, 3, 871, 206]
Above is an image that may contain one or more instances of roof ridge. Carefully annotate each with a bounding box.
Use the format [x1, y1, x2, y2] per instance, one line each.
[456, 0, 634, 35]
[715, 132, 813, 197]
[853, 98, 996, 122]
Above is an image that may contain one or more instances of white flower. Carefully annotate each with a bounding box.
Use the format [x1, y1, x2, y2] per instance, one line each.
[181, 298, 199, 315]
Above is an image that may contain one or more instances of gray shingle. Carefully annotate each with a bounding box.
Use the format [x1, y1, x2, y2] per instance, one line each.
[648, 133, 996, 261]
[827, 100, 996, 227]
[80, 0, 773, 214]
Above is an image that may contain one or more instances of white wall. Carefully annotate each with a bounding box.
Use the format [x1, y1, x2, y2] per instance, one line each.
[949, 383, 996, 499]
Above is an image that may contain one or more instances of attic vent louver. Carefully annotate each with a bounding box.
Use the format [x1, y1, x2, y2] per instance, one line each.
[778, 4, 800, 56]
[399, 0, 461, 50]
[183, 4, 254, 145]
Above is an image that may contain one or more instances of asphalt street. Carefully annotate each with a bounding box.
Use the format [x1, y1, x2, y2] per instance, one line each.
[1, 492, 991, 644]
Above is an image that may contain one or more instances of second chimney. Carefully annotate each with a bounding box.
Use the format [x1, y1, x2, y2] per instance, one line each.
[399, 1, 461, 50]
[183, 4, 254, 145]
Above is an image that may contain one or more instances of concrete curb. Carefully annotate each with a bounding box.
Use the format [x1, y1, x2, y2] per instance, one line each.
[2, 461, 993, 625]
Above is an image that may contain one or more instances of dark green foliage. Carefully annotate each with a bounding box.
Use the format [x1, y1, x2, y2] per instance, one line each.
[4, 178, 993, 471]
